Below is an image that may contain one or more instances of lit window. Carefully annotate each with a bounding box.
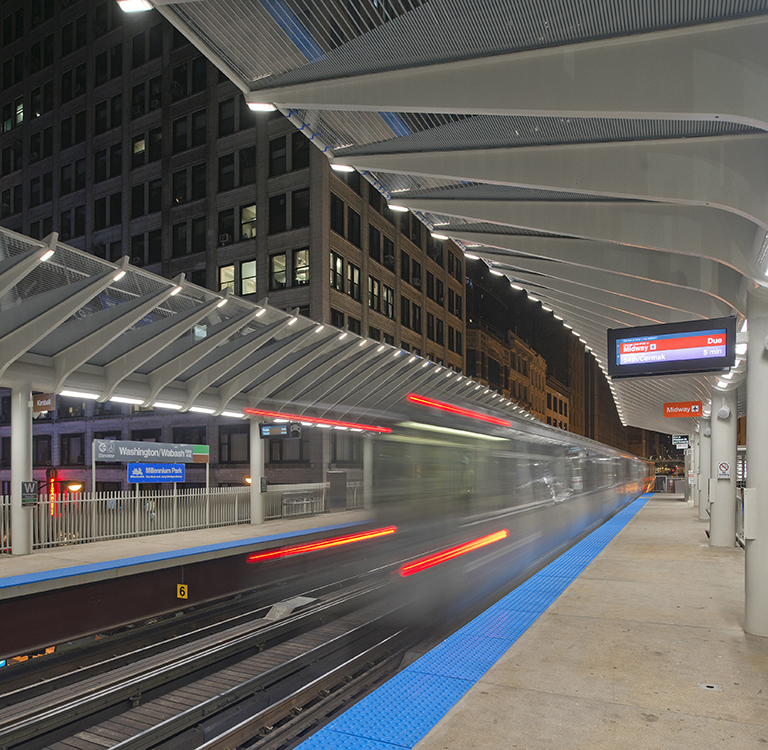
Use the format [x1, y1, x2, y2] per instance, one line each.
[240, 260, 256, 295]
[293, 248, 309, 286]
[219, 264, 235, 293]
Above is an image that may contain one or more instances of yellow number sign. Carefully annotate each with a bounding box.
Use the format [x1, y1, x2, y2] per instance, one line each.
[177, 584, 188, 599]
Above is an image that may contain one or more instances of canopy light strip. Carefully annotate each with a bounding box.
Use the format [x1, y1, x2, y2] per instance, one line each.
[247, 526, 397, 564]
[243, 407, 391, 433]
[398, 529, 509, 577]
[406, 393, 512, 427]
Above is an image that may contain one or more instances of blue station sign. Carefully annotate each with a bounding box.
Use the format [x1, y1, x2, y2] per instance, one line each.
[127, 463, 185, 483]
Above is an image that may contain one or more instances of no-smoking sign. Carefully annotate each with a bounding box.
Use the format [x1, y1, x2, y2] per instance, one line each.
[717, 462, 731, 480]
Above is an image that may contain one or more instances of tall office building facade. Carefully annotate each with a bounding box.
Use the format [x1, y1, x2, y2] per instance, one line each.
[0, 0, 466, 493]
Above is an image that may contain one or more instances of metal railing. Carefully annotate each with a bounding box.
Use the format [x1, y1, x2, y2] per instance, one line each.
[0, 481, 366, 552]
[1, 495, 9, 554]
[31, 487, 251, 549]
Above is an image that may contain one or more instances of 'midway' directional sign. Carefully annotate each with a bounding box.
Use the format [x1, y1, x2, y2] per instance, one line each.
[663, 401, 702, 418]
[128, 463, 185, 483]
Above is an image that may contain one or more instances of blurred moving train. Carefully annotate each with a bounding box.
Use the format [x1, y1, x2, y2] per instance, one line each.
[367, 393, 653, 614]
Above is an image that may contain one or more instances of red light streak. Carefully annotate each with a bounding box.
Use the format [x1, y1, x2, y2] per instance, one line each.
[406, 394, 512, 427]
[247, 526, 397, 564]
[398, 529, 509, 577]
[242, 408, 391, 433]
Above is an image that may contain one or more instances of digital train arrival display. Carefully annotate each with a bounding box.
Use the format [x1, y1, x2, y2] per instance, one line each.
[607, 316, 736, 378]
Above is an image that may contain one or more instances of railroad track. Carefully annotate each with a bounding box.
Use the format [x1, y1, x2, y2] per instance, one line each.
[0, 576, 413, 750]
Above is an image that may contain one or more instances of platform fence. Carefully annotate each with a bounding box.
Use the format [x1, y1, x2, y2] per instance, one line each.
[0, 482, 365, 552]
[0, 495, 9, 554]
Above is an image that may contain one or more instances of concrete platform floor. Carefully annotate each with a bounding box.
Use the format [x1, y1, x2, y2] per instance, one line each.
[415, 496, 768, 749]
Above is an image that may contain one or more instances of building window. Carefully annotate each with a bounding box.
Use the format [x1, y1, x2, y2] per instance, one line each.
[33, 435, 51, 466]
[131, 184, 145, 218]
[148, 228, 161, 263]
[292, 188, 310, 228]
[191, 216, 206, 253]
[412, 303, 422, 334]
[269, 193, 286, 234]
[292, 132, 309, 170]
[219, 264, 235, 293]
[347, 207, 361, 247]
[172, 222, 187, 257]
[240, 146, 256, 185]
[401, 296, 411, 328]
[369, 225, 381, 262]
[270, 253, 287, 290]
[172, 117, 187, 153]
[347, 263, 361, 301]
[61, 433, 85, 465]
[330, 193, 344, 235]
[148, 178, 162, 213]
[293, 248, 310, 286]
[148, 128, 162, 161]
[218, 98, 235, 136]
[132, 134, 146, 168]
[383, 285, 395, 319]
[331, 308, 344, 328]
[219, 424, 249, 463]
[218, 153, 235, 191]
[330, 251, 344, 292]
[268, 433, 309, 463]
[269, 135, 286, 176]
[131, 234, 145, 265]
[241, 260, 257, 295]
[348, 316, 361, 335]
[240, 204, 257, 239]
[218, 209, 234, 244]
[400, 251, 410, 284]
[368, 277, 381, 313]
[427, 312, 435, 340]
[191, 163, 206, 200]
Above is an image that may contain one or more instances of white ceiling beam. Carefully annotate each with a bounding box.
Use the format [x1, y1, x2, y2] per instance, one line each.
[53, 284, 182, 394]
[0, 263, 124, 380]
[248, 17, 768, 130]
[457, 233, 747, 314]
[100, 296, 225, 402]
[0, 238, 53, 298]
[337, 135, 768, 230]
[216, 324, 318, 413]
[143, 308, 261, 407]
[399, 198, 761, 281]
[179, 318, 292, 409]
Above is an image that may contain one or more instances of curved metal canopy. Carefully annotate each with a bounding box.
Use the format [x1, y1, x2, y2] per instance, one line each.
[0, 228, 521, 427]
[143, 0, 766, 435]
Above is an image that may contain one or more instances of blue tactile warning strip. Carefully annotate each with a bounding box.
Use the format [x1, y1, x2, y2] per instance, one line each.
[297, 493, 652, 750]
[0, 519, 368, 590]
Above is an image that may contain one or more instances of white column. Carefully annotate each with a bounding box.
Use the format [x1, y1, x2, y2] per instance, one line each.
[698, 416, 711, 521]
[692, 430, 700, 508]
[10, 384, 33, 555]
[709, 387, 738, 547]
[363, 434, 373, 511]
[745, 290, 768, 635]
[249, 418, 265, 525]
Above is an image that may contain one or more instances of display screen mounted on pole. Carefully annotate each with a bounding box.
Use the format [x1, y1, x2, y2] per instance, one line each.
[607, 316, 736, 378]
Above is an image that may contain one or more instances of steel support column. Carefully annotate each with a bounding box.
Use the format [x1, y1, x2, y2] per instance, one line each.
[709, 388, 738, 547]
[10, 384, 32, 555]
[699, 417, 712, 522]
[249, 418, 265, 525]
[745, 290, 768, 635]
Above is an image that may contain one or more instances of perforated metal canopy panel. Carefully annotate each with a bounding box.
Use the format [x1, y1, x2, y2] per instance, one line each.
[149, 0, 761, 435]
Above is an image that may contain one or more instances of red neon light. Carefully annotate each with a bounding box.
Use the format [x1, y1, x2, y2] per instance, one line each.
[247, 526, 397, 564]
[242, 408, 391, 433]
[398, 529, 509, 577]
[406, 394, 512, 427]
